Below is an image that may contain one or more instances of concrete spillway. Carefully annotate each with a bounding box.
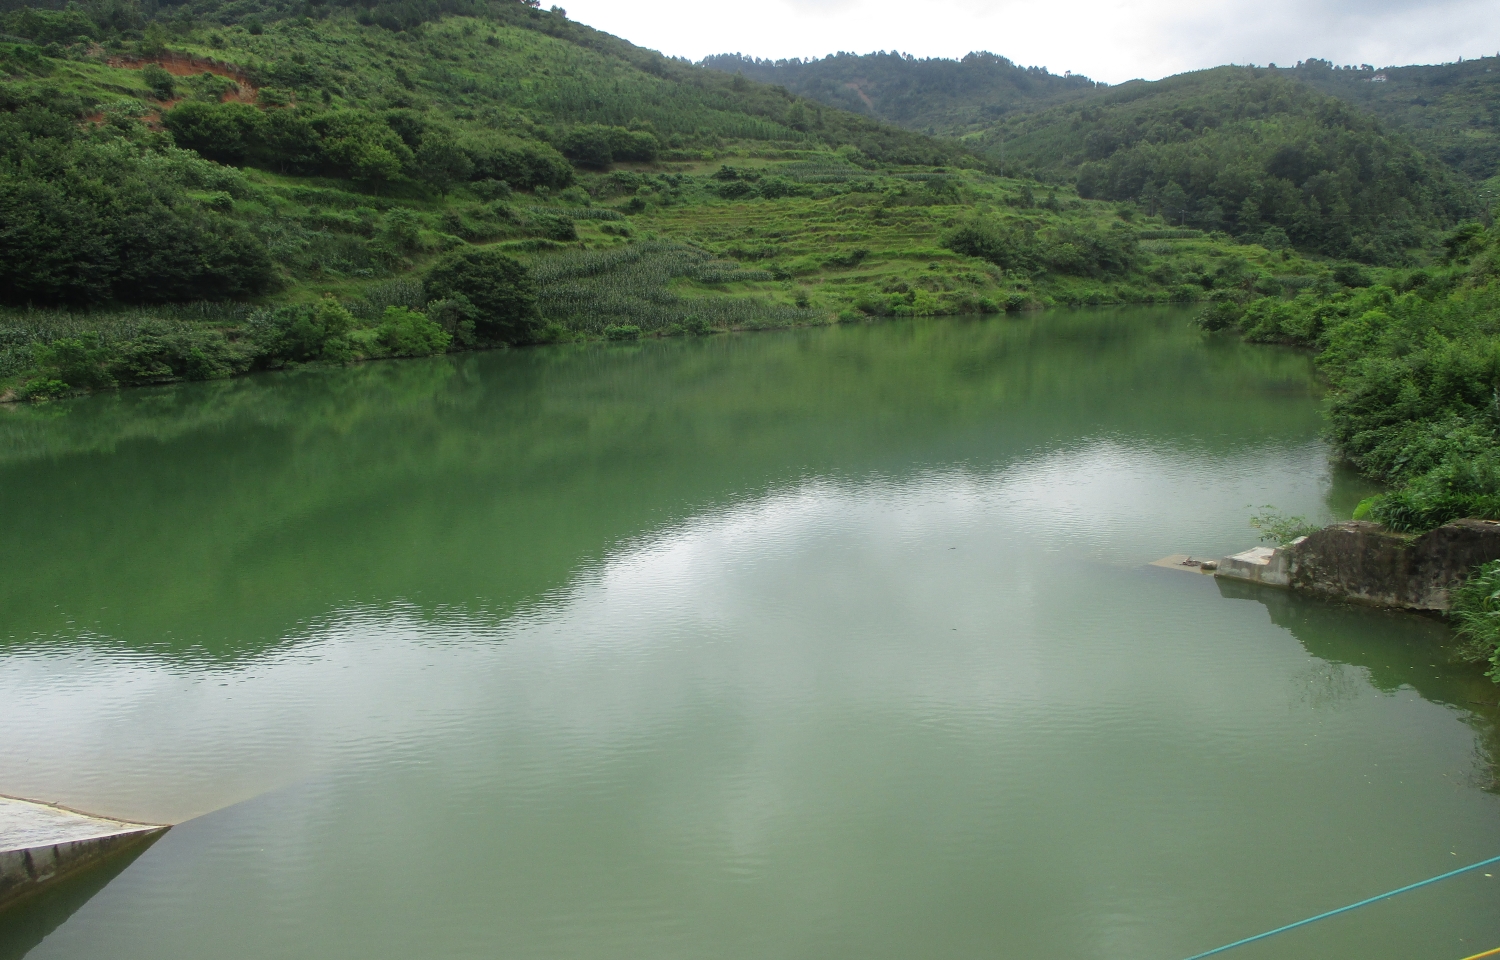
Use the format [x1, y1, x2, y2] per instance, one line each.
[0, 796, 167, 911]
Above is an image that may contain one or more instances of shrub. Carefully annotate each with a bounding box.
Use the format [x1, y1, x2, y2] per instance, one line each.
[558, 125, 660, 168]
[247, 297, 355, 365]
[16, 377, 70, 401]
[0, 141, 276, 306]
[375, 306, 452, 356]
[1248, 507, 1320, 545]
[1453, 560, 1500, 680]
[423, 248, 538, 344]
[426, 295, 478, 347]
[141, 64, 176, 101]
[604, 324, 641, 340]
[163, 101, 264, 165]
[32, 333, 113, 390]
[526, 210, 577, 242]
[460, 132, 573, 190]
[943, 218, 1034, 272]
[112, 322, 246, 383]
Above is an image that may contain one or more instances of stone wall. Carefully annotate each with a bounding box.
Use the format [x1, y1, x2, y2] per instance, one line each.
[1216, 519, 1500, 612]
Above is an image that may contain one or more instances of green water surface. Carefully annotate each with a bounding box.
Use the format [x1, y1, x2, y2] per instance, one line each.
[2, 307, 1498, 959]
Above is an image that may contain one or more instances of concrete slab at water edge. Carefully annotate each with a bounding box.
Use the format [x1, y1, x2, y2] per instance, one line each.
[1213, 519, 1500, 611]
[1217, 544, 1295, 588]
[0, 796, 167, 911]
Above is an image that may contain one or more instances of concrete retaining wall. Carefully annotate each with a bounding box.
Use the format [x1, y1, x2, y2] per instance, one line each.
[1215, 518, 1500, 612]
[0, 798, 167, 911]
[1218, 545, 1293, 587]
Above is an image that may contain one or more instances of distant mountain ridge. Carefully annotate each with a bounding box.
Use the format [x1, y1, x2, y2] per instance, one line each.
[702, 49, 1500, 184]
[700, 51, 1100, 137]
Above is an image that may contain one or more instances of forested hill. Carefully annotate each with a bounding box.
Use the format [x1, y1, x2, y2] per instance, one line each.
[976, 68, 1474, 263]
[700, 51, 1101, 136]
[1271, 57, 1500, 185]
[707, 48, 1500, 190]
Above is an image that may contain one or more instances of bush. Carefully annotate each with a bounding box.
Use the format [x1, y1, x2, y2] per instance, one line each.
[460, 132, 573, 190]
[1332, 264, 1372, 288]
[163, 101, 264, 165]
[526, 210, 577, 242]
[32, 333, 113, 389]
[1248, 507, 1320, 545]
[426, 295, 478, 347]
[247, 298, 355, 365]
[603, 323, 641, 340]
[1453, 559, 1500, 681]
[423, 248, 538, 344]
[16, 377, 70, 401]
[141, 64, 176, 101]
[112, 322, 246, 383]
[558, 124, 660, 168]
[2, 7, 98, 45]
[375, 306, 452, 356]
[0, 137, 277, 307]
[944, 218, 1032, 272]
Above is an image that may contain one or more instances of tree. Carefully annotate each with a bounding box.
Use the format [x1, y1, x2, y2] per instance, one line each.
[559, 125, 614, 167]
[376, 306, 452, 356]
[416, 133, 473, 194]
[141, 64, 176, 101]
[423, 248, 538, 344]
[1161, 181, 1189, 225]
[162, 101, 263, 165]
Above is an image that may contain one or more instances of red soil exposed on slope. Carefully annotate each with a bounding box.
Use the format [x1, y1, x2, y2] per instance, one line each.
[85, 53, 260, 126]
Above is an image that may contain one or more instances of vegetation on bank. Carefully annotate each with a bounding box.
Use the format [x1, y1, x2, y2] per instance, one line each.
[1453, 559, 1500, 681]
[1201, 219, 1500, 683]
[0, 0, 1339, 400]
[1199, 222, 1500, 536]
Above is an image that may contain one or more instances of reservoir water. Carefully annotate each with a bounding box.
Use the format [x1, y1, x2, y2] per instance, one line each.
[2, 307, 1498, 959]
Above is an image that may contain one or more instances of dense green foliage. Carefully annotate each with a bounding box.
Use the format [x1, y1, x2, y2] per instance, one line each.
[701, 51, 1098, 136]
[1199, 222, 1500, 532]
[0, 91, 276, 305]
[1276, 57, 1500, 184]
[1452, 558, 1500, 681]
[423, 247, 536, 344]
[943, 217, 1138, 278]
[722, 52, 1495, 265]
[977, 69, 1472, 262]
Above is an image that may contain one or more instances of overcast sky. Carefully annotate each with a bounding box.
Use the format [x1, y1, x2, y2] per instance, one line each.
[560, 0, 1500, 84]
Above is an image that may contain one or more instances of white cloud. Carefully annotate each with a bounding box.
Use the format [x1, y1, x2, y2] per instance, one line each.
[562, 0, 1500, 84]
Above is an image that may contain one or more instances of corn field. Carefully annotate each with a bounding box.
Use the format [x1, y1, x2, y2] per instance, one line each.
[532, 242, 818, 334]
[527, 206, 627, 222]
[0, 302, 258, 381]
[780, 162, 866, 183]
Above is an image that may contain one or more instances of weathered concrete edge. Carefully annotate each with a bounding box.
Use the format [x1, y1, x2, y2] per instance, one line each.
[0, 824, 168, 912]
[1213, 518, 1500, 612]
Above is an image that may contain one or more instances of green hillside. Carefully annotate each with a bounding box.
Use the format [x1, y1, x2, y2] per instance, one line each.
[0, 0, 1313, 400]
[1274, 56, 1500, 185]
[970, 68, 1473, 263]
[700, 51, 1100, 137]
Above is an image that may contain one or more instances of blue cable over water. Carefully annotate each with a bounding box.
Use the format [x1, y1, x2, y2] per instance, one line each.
[1180, 853, 1500, 960]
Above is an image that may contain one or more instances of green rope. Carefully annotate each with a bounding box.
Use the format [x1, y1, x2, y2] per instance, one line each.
[1181, 853, 1500, 960]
